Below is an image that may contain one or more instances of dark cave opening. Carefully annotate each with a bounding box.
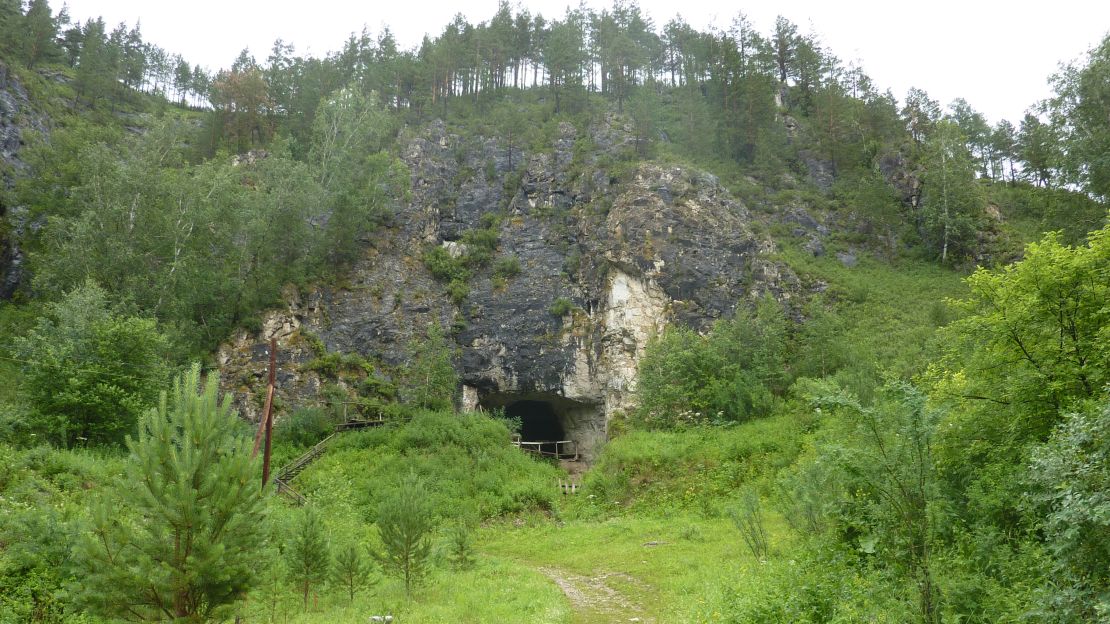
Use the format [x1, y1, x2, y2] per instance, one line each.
[505, 399, 566, 441]
[476, 391, 604, 460]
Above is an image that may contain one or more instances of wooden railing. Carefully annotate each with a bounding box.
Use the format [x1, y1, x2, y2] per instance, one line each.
[274, 477, 308, 505]
[271, 416, 387, 505]
[511, 437, 579, 461]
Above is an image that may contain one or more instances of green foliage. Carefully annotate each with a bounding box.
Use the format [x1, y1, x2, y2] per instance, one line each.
[398, 323, 458, 411]
[310, 89, 407, 267]
[276, 407, 339, 448]
[332, 540, 375, 604]
[287, 506, 331, 611]
[27, 120, 330, 352]
[627, 85, 661, 157]
[12, 281, 169, 447]
[577, 413, 806, 515]
[929, 225, 1110, 533]
[302, 350, 373, 379]
[806, 382, 943, 623]
[987, 182, 1107, 246]
[944, 225, 1109, 416]
[376, 471, 435, 595]
[919, 120, 985, 263]
[548, 296, 574, 316]
[72, 364, 266, 621]
[492, 255, 522, 281]
[832, 167, 902, 230]
[293, 410, 559, 523]
[1046, 34, 1110, 199]
[446, 520, 477, 570]
[635, 298, 787, 427]
[461, 226, 499, 257]
[421, 223, 503, 301]
[1028, 399, 1110, 621]
[422, 245, 468, 282]
[730, 487, 770, 560]
[719, 540, 915, 623]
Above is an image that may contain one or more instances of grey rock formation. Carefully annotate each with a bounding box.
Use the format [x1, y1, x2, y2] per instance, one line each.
[0, 63, 47, 299]
[220, 117, 795, 460]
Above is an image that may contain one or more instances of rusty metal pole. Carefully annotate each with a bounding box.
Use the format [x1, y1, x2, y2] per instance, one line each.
[260, 338, 277, 491]
[251, 338, 278, 457]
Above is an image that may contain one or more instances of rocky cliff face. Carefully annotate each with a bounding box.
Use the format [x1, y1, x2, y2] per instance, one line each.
[0, 63, 45, 299]
[221, 116, 793, 459]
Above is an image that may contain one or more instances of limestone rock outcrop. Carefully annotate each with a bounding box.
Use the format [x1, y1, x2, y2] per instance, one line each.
[220, 117, 793, 459]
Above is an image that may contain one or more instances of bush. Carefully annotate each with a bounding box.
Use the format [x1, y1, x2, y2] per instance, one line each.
[295, 410, 560, 522]
[423, 245, 467, 282]
[574, 414, 805, 515]
[13, 281, 170, 447]
[716, 541, 915, 623]
[1028, 400, 1110, 622]
[549, 297, 574, 316]
[447, 279, 470, 304]
[275, 407, 338, 448]
[302, 351, 373, 379]
[492, 256, 521, 280]
[635, 297, 787, 428]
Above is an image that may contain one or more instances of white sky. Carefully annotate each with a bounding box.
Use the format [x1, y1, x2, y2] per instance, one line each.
[62, 0, 1110, 125]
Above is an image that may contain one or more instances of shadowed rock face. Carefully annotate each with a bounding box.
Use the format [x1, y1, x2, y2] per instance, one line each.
[0, 63, 47, 300]
[220, 117, 794, 460]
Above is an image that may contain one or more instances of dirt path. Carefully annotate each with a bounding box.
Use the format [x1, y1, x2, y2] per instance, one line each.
[538, 567, 654, 624]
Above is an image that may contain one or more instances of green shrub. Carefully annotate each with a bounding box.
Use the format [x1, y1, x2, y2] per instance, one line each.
[275, 407, 338, 448]
[423, 245, 468, 282]
[716, 541, 915, 623]
[549, 297, 574, 316]
[492, 256, 522, 280]
[447, 279, 470, 304]
[636, 297, 787, 428]
[479, 211, 504, 229]
[302, 351, 373, 378]
[574, 414, 805, 515]
[13, 281, 170, 447]
[295, 410, 560, 523]
[462, 226, 499, 252]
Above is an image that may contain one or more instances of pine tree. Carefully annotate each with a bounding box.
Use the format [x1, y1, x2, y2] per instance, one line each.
[286, 506, 331, 611]
[73, 364, 267, 621]
[376, 471, 435, 595]
[22, 0, 61, 67]
[447, 520, 476, 570]
[0, 0, 25, 60]
[332, 541, 374, 603]
[74, 18, 115, 106]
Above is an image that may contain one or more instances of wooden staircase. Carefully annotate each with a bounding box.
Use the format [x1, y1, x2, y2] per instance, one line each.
[272, 416, 386, 504]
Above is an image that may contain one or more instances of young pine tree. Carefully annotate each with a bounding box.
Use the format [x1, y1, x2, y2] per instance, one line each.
[73, 364, 266, 621]
[332, 541, 374, 604]
[286, 506, 331, 612]
[376, 472, 435, 595]
[447, 520, 476, 570]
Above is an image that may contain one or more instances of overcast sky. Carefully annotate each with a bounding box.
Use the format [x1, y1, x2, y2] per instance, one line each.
[61, 0, 1110, 125]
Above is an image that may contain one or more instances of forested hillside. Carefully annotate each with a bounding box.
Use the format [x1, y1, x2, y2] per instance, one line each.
[0, 1, 1108, 622]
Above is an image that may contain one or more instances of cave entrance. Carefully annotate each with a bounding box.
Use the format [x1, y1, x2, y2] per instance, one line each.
[506, 400, 566, 442]
[478, 391, 604, 462]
